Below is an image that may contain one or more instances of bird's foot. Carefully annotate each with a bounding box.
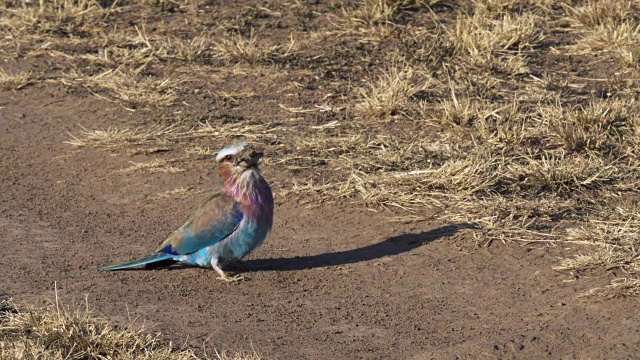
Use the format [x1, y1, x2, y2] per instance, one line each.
[212, 262, 247, 283]
[217, 273, 246, 283]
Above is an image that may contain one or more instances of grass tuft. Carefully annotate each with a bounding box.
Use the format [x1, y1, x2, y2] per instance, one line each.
[566, 1, 631, 28]
[343, 0, 400, 28]
[214, 31, 294, 64]
[0, 295, 261, 359]
[0, 69, 36, 90]
[450, 12, 543, 75]
[543, 100, 637, 154]
[0, 297, 197, 359]
[355, 63, 431, 119]
[579, 278, 640, 299]
[0, 0, 110, 38]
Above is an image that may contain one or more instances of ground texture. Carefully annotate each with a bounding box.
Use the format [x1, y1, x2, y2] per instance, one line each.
[2, 0, 640, 359]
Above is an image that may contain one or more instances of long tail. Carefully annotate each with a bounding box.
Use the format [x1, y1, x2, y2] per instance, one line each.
[98, 253, 176, 271]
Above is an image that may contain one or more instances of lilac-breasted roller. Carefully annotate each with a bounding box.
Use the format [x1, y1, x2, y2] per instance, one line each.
[98, 142, 274, 282]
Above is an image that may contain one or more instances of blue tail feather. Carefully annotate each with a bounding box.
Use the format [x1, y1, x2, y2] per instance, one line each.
[98, 253, 175, 271]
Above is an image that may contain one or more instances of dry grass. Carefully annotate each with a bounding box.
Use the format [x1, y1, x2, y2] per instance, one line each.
[579, 23, 640, 66]
[0, 0, 109, 38]
[543, 100, 637, 153]
[0, 294, 259, 359]
[566, 1, 631, 28]
[330, 0, 438, 42]
[118, 159, 185, 174]
[322, 0, 640, 291]
[159, 31, 216, 63]
[565, 0, 640, 68]
[65, 69, 188, 108]
[555, 207, 640, 273]
[0, 69, 35, 90]
[342, 0, 401, 28]
[65, 125, 180, 148]
[213, 31, 294, 64]
[0, 306, 195, 359]
[355, 62, 431, 119]
[579, 278, 640, 299]
[65, 120, 275, 149]
[471, 0, 554, 15]
[450, 11, 543, 75]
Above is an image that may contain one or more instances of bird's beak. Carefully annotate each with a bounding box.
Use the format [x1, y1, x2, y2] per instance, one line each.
[239, 147, 264, 168]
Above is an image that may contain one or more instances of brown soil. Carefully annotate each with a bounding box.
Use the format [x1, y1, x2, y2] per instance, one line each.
[1, 85, 639, 359]
[3, 0, 640, 358]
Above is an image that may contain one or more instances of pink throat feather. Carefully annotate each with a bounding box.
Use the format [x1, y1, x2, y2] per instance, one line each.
[218, 163, 271, 217]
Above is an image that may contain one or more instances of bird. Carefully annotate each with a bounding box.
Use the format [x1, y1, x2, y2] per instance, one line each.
[98, 141, 274, 282]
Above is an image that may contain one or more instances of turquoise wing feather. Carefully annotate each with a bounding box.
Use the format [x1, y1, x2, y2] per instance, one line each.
[155, 190, 243, 255]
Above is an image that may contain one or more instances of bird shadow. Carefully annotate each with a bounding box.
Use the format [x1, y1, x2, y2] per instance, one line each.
[132, 222, 475, 273]
[242, 222, 476, 272]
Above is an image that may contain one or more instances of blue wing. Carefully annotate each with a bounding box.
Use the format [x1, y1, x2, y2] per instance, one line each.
[98, 190, 243, 271]
[155, 190, 243, 255]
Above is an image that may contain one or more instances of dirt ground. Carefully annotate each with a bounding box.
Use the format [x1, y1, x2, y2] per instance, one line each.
[3, 0, 640, 359]
[0, 85, 638, 359]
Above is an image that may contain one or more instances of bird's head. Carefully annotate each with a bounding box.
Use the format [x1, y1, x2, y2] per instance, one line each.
[216, 141, 273, 208]
[216, 141, 264, 178]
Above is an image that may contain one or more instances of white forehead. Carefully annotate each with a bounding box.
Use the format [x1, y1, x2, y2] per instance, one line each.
[216, 141, 248, 162]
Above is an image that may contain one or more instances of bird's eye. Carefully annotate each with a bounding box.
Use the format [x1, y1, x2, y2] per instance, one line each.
[225, 155, 232, 161]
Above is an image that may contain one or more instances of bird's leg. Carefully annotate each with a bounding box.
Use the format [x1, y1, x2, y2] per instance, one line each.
[211, 259, 245, 283]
